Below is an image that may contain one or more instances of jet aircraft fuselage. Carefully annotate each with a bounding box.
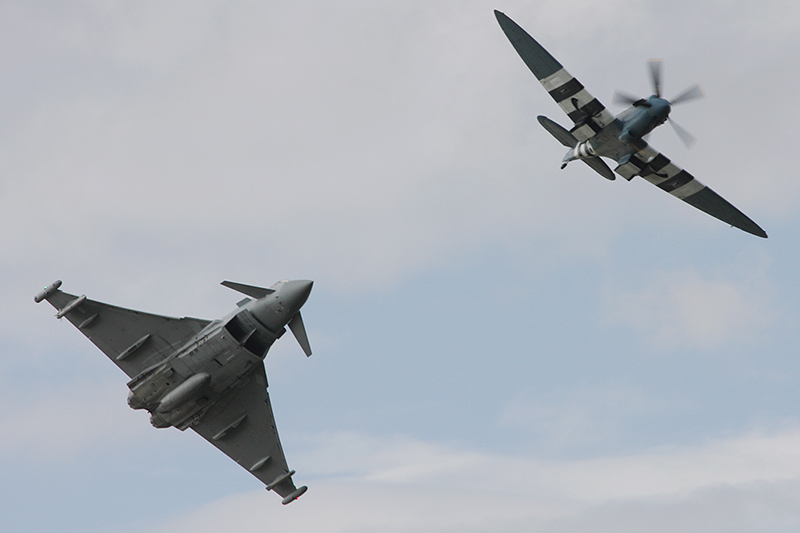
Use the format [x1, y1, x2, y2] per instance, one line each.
[128, 280, 313, 430]
[36, 278, 314, 504]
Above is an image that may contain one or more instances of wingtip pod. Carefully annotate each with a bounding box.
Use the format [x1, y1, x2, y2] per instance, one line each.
[34, 280, 62, 303]
[281, 485, 308, 505]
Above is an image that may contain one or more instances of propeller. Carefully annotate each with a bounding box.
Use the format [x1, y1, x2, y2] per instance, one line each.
[612, 90, 647, 107]
[648, 59, 663, 97]
[670, 83, 705, 105]
[668, 118, 696, 148]
[613, 59, 706, 148]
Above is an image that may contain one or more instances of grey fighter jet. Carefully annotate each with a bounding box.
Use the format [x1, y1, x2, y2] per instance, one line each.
[35, 278, 313, 505]
[495, 11, 767, 238]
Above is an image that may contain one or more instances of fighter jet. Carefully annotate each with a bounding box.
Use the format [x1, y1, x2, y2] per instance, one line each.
[35, 278, 313, 505]
[495, 10, 767, 238]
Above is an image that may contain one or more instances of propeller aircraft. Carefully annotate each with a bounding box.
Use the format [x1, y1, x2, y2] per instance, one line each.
[495, 10, 767, 238]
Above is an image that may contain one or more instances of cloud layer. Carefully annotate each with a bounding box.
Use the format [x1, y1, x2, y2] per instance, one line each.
[143, 429, 800, 533]
[2, 1, 800, 532]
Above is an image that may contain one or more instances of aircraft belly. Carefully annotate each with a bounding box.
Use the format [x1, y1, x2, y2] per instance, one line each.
[141, 331, 262, 428]
[188, 334, 258, 392]
[496, 11, 767, 238]
[588, 123, 632, 162]
[168, 355, 194, 378]
[37, 278, 314, 503]
[210, 349, 258, 392]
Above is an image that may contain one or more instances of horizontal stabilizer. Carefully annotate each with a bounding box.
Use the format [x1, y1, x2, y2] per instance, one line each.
[288, 312, 312, 357]
[582, 157, 616, 181]
[538, 116, 577, 148]
[221, 281, 275, 299]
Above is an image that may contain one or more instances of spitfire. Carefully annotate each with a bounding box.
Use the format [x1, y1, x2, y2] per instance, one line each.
[495, 10, 767, 238]
[36, 279, 313, 505]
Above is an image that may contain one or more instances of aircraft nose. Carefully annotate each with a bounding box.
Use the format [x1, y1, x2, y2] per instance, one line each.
[280, 280, 313, 313]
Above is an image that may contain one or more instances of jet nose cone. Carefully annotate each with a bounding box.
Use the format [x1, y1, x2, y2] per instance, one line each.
[281, 280, 313, 312]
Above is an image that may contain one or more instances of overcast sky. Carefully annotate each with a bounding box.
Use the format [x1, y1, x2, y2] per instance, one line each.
[2, 1, 800, 531]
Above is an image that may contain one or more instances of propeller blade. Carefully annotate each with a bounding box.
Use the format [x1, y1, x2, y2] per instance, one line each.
[668, 118, 696, 149]
[648, 59, 663, 97]
[670, 83, 705, 105]
[288, 312, 312, 357]
[612, 90, 643, 106]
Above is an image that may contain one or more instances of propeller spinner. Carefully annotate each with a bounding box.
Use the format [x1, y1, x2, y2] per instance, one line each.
[613, 59, 705, 148]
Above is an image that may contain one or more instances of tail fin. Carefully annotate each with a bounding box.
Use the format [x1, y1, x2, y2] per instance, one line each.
[221, 281, 275, 299]
[538, 115, 615, 180]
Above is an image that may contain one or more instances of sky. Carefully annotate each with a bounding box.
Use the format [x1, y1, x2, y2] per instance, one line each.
[2, 0, 800, 531]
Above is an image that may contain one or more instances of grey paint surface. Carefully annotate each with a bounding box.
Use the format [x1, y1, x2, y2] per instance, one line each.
[36, 279, 313, 505]
[3, 3, 795, 531]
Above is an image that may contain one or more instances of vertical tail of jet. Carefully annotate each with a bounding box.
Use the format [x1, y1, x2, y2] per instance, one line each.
[288, 313, 312, 357]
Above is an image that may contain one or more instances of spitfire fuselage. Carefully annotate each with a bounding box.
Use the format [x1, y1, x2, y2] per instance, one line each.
[496, 9, 768, 237]
[617, 96, 671, 143]
[562, 97, 674, 171]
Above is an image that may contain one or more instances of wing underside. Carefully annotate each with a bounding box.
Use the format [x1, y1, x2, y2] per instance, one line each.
[496, 11, 766, 237]
[495, 10, 615, 142]
[42, 289, 211, 378]
[618, 145, 767, 237]
[192, 364, 306, 504]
